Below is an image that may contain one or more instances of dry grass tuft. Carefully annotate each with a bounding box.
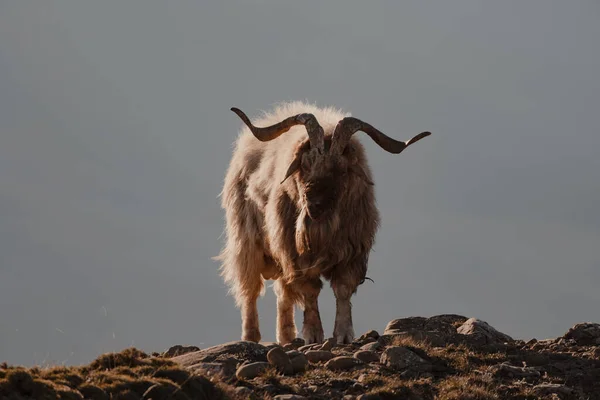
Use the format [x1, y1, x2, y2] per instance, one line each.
[437, 376, 499, 400]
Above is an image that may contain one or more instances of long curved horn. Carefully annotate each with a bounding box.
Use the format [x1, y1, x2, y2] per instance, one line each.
[231, 107, 324, 153]
[331, 116, 431, 155]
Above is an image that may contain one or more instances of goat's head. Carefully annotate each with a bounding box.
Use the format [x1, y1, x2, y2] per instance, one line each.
[231, 107, 431, 221]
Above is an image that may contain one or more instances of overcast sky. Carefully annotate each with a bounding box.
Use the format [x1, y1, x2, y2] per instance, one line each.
[1, 1, 599, 366]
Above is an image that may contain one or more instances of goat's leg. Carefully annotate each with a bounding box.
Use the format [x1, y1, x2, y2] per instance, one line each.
[240, 277, 263, 343]
[298, 278, 324, 344]
[331, 280, 358, 344]
[274, 280, 298, 344]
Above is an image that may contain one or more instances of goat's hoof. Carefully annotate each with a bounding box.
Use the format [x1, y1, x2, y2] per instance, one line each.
[333, 328, 354, 345]
[303, 324, 324, 344]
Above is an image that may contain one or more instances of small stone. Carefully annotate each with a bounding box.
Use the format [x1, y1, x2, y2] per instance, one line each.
[267, 347, 294, 375]
[325, 356, 364, 370]
[380, 346, 429, 370]
[290, 338, 306, 348]
[289, 352, 308, 373]
[235, 361, 270, 379]
[456, 318, 513, 344]
[305, 350, 334, 363]
[320, 337, 337, 351]
[273, 395, 308, 400]
[533, 383, 575, 396]
[359, 330, 380, 340]
[354, 350, 380, 363]
[490, 362, 540, 378]
[298, 343, 321, 352]
[360, 341, 381, 352]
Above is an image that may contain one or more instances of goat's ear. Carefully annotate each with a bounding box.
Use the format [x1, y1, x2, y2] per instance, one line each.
[351, 164, 374, 185]
[281, 154, 302, 184]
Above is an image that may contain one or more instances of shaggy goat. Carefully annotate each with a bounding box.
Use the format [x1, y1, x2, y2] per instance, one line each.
[216, 101, 430, 345]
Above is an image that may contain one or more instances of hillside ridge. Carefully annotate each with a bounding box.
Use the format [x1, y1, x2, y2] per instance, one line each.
[2, 315, 599, 399]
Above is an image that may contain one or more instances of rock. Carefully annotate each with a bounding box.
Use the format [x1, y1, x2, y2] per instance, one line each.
[456, 318, 513, 345]
[379, 330, 447, 347]
[305, 350, 334, 363]
[353, 350, 380, 363]
[273, 395, 308, 400]
[235, 361, 270, 379]
[173, 340, 268, 367]
[385, 317, 427, 333]
[285, 350, 302, 358]
[267, 347, 294, 375]
[359, 330, 380, 340]
[380, 346, 429, 370]
[533, 383, 576, 396]
[187, 361, 236, 378]
[320, 337, 337, 351]
[563, 322, 600, 345]
[298, 343, 321, 352]
[162, 345, 200, 358]
[289, 352, 308, 373]
[360, 341, 381, 352]
[424, 314, 468, 332]
[325, 356, 364, 371]
[290, 338, 306, 348]
[490, 362, 540, 378]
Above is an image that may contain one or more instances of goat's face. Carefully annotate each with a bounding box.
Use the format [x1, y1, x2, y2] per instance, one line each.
[291, 139, 369, 221]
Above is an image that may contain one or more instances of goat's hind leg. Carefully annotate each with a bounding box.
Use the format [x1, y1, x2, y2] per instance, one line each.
[219, 245, 265, 343]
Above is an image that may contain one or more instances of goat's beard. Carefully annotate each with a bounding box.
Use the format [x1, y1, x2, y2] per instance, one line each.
[295, 206, 340, 259]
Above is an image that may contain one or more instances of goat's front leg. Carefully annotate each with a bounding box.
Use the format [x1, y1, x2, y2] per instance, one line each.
[331, 281, 357, 344]
[274, 280, 297, 344]
[299, 278, 324, 344]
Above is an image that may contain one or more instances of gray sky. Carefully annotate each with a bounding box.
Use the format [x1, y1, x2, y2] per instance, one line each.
[1, 0, 598, 366]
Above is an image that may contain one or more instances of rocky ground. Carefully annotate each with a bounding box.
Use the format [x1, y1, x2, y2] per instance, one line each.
[2, 316, 600, 399]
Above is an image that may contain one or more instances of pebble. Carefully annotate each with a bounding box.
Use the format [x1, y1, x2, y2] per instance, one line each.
[235, 361, 270, 379]
[305, 350, 334, 363]
[353, 350, 380, 363]
[273, 395, 308, 400]
[289, 352, 309, 373]
[380, 346, 429, 370]
[267, 347, 294, 375]
[320, 337, 337, 351]
[359, 330, 380, 340]
[325, 356, 364, 370]
[360, 341, 381, 352]
[298, 343, 321, 352]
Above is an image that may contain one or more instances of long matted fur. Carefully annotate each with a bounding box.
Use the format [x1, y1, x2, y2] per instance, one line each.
[215, 101, 430, 345]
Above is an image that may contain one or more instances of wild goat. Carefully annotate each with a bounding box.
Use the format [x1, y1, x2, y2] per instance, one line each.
[216, 101, 430, 345]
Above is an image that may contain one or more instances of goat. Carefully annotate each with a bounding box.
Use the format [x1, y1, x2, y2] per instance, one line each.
[216, 101, 430, 345]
